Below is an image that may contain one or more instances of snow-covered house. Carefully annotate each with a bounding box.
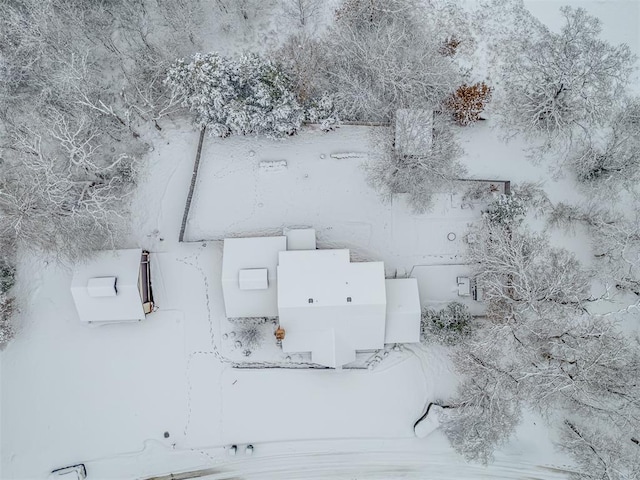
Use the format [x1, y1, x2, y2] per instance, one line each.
[70, 249, 153, 324]
[395, 108, 434, 156]
[221, 230, 422, 368]
[277, 249, 387, 368]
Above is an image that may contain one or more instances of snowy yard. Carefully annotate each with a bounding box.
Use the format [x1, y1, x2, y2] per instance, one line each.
[185, 125, 489, 274]
[0, 116, 579, 478]
[1, 0, 639, 479]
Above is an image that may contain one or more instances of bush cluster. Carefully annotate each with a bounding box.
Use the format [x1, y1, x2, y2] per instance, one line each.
[166, 52, 306, 138]
[421, 302, 473, 344]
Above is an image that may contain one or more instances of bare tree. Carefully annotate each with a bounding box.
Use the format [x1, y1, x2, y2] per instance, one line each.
[276, 33, 326, 103]
[281, 0, 322, 28]
[560, 419, 640, 480]
[467, 220, 591, 316]
[365, 116, 465, 213]
[493, 5, 636, 141]
[215, 0, 277, 23]
[549, 199, 640, 296]
[0, 113, 140, 260]
[439, 369, 521, 464]
[437, 320, 523, 463]
[0, 0, 210, 261]
[569, 99, 640, 190]
[441, 306, 640, 469]
[314, 0, 461, 122]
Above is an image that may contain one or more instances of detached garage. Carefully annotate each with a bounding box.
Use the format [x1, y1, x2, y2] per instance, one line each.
[70, 249, 154, 324]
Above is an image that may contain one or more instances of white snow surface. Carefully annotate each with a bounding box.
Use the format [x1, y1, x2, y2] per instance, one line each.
[2, 2, 639, 479]
[0, 117, 577, 479]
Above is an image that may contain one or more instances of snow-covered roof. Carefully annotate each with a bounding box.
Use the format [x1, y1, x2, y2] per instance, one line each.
[239, 268, 268, 290]
[395, 109, 433, 156]
[221, 236, 287, 317]
[284, 329, 356, 369]
[70, 249, 145, 323]
[284, 227, 316, 251]
[384, 279, 421, 344]
[278, 250, 385, 308]
[278, 249, 386, 368]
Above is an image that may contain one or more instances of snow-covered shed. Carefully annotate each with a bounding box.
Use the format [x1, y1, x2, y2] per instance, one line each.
[384, 278, 421, 343]
[277, 249, 387, 368]
[395, 109, 434, 156]
[70, 249, 153, 324]
[221, 236, 287, 318]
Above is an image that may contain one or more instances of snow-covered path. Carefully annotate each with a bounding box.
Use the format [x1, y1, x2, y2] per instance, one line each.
[181, 452, 573, 480]
[129, 434, 576, 480]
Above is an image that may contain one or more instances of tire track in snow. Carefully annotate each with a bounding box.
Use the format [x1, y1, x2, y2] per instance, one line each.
[147, 450, 576, 480]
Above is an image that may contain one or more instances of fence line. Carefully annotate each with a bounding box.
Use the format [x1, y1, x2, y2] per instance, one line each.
[179, 126, 207, 243]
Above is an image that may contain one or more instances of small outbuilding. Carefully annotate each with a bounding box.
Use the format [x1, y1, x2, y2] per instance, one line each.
[70, 249, 153, 324]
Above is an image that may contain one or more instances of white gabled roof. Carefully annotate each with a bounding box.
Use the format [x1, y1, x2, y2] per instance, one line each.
[278, 248, 387, 368]
[221, 236, 287, 318]
[70, 249, 145, 323]
[277, 249, 385, 308]
[384, 278, 421, 344]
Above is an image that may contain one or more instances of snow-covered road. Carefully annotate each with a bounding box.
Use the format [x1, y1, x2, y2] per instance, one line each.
[144, 448, 576, 480]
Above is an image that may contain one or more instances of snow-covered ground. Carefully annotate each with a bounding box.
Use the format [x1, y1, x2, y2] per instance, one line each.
[2, 1, 639, 479]
[184, 126, 490, 309]
[1, 115, 576, 479]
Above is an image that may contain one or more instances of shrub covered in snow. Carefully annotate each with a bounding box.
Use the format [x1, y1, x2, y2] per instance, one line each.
[445, 82, 492, 126]
[0, 295, 15, 349]
[439, 36, 462, 57]
[165, 52, 305, 137]
[0, 262, 15, 295]
[236, 324, 264, 356]
[421, 302, 473, 344]
[484, 194, 526, 226]
[304, 93, 341, 131]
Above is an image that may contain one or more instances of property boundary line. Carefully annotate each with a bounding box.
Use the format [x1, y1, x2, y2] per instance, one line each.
[179, 126, 207, 243]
